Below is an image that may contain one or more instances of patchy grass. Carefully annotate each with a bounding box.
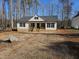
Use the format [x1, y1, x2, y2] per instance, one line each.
[0, 32, 79, 59]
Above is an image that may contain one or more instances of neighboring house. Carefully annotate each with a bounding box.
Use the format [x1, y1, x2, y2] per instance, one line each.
[17, 15, 58, 32]
[71, 13, 79, 29]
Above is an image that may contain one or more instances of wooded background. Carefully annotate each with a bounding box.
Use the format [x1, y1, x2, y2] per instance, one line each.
[0, 0, 78, 30]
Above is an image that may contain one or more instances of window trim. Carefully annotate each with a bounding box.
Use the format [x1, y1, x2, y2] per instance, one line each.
[47, 23, 50, 28]
[20, 23, 25, 27]
[47, 23, 55, 28]
[51, 23, 54, 28]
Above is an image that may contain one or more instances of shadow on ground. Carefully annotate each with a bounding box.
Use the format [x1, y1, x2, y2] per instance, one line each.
[0, 40, 11, 44]
[44, 33, 79, 38]
[40, 41, 79, 59]
[59, 33, 79, 38]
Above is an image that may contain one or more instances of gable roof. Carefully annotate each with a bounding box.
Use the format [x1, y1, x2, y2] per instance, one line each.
[40, 16, 58, 22]
[73, 12, 79, 18]
[29, 15, 44, 21]
[72, 12, 79, 21]
[17, 16, 58, 23]
[72, 16, 79, 22]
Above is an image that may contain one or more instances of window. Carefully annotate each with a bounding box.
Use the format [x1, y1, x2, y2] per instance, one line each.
[20, 23, 25, 27]
[47, 23, 50, 28]
[47, 23, 54, 28]
[51, 23, 54, 28]
[41, 23, 45, 29]
[34, 17, 38, 19]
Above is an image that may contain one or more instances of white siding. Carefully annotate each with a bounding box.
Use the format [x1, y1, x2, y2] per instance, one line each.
[17, 23, 29, 29]
[45, 22, 57, 30]
[72, 16, 79, 29]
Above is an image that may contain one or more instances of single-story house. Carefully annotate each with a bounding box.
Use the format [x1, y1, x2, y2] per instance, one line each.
[71, 13, 79, 29]
[17, 15, 58, 32]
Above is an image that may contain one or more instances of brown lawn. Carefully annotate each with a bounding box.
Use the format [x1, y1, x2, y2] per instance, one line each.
[0, 30, 79, 59]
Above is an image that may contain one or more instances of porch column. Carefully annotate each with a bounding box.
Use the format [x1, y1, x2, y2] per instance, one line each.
[35, 23, 37, 29]
[54, 22, 57, 30]
[40, 23, 41, 29]
[45, 23, 47, 30]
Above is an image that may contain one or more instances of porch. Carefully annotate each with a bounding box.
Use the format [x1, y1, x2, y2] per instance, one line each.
[28, 22, 57, 32]
[29, 22, 46, 32]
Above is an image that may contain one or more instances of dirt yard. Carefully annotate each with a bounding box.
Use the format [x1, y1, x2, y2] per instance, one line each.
[0, 31, 79, 59]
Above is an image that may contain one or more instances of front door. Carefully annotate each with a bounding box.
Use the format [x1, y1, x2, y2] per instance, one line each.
[37, 23, 40, 29]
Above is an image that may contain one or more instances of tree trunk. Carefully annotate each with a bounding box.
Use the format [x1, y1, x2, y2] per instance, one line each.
[9, 0, 13, 29]
[2, 0, 5, 30]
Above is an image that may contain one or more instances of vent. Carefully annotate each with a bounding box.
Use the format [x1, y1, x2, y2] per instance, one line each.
[34, 17, 38, 19]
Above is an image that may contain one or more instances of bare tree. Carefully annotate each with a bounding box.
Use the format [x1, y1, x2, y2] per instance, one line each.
[8, 0, 13, 29]
[16, 0, 21, 19]
[59, 0, 72, 28]
[32, 0, 39, 15]
[2, 0, 5, 30]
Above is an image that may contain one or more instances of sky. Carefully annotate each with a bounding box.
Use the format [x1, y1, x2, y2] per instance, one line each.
[39, 0, 79, 13]
[0, 0, 79, 17]
[39, 0, 79, 16]
[72, 0, 79, 11]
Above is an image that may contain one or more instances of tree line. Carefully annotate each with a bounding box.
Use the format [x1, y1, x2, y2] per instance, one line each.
[0, 0, 74, 30]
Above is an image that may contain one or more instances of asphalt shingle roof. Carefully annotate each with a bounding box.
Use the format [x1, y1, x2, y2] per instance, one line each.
[17, 16, 58, 23]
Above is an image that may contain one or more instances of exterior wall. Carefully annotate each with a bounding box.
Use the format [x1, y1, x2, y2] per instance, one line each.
[72, 17, 79, 29]
[17, 22, 57, 32]
[45, 22, 57, 30]
[17, 23, 29, 32]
